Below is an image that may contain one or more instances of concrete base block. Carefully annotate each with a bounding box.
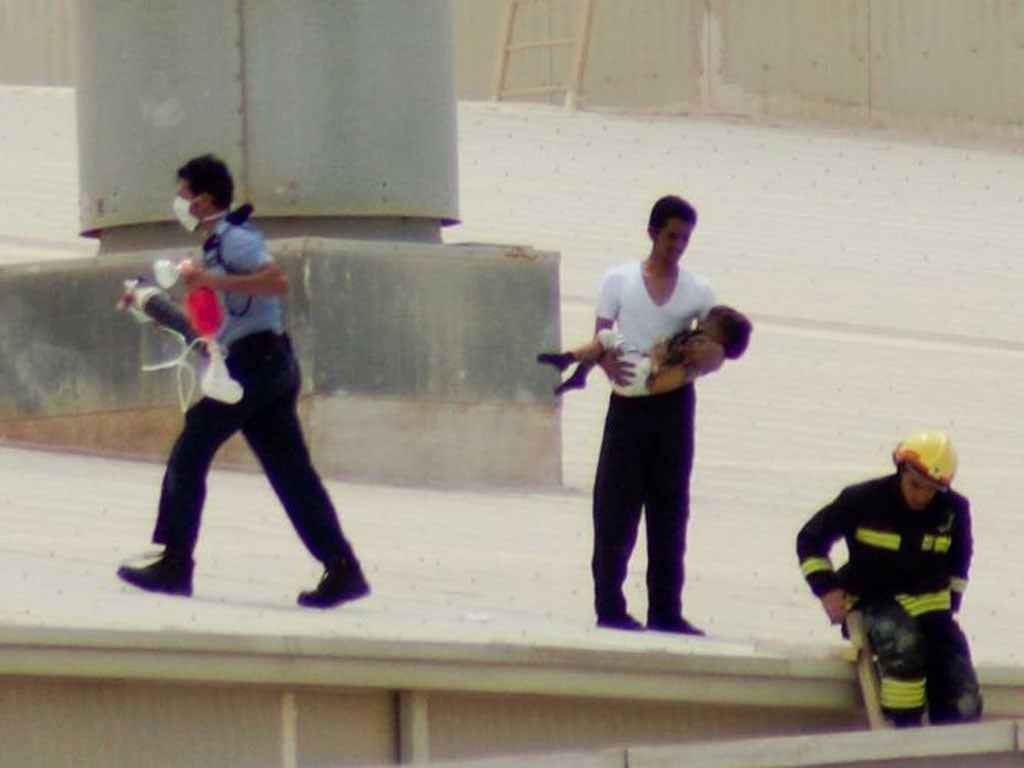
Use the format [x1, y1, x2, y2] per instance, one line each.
[308, 394, 561, 488]
[0, 238, 563, 489]
[0, 405, 254, 469]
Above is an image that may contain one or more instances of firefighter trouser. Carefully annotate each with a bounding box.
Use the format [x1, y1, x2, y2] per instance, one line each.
[860, 600, 982, 726]
[592, 385, 695, 624]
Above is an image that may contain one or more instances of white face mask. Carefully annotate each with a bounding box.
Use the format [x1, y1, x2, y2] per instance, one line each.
[172, 195, 199, 232]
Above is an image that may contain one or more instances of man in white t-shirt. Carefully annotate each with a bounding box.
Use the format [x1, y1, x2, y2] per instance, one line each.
[591, 195, 714, 634]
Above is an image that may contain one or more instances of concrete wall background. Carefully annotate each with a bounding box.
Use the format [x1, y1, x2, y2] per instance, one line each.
[457, 0, 1024, 144]
[5, 1, 1023, 144]
[75, 0, 458, 236]
[0, 677, 858, 768]
[0, 678, 397, 768]
[0, 0, 75, 85]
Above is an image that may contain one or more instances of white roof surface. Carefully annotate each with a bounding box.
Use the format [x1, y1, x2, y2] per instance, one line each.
[2, 86, 1024, 668]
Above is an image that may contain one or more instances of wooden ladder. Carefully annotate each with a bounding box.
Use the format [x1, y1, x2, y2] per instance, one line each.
[492, 0, 594, 109]
[845, 612, 892, 730]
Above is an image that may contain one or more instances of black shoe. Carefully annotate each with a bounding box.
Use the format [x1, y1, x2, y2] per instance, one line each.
[647, 616, 705, 636]
[117, 549, 194, 596]
[596, 613, 645, 632]
[298, 559, 370, 609]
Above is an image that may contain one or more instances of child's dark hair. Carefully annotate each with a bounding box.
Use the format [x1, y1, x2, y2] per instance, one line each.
[177, 154, 234, 210]
[648, 195, 697, 232]
[707, 305, 752, 359]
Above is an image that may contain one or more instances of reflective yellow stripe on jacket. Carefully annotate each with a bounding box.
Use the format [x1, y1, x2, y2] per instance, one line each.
[921, 534, 952, 553]
[800, 557, 834, 578]
[895, 590, 951, 617]
[854, 527, 901, 551]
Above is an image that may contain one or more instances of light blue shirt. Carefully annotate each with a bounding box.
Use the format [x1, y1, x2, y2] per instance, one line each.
[202, 217, 284, 350]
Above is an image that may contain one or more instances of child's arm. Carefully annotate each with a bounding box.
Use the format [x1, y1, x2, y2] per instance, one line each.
[646, 337, 726, 394]
[570, 336, 605, 363]
[538, 327, 626, 384]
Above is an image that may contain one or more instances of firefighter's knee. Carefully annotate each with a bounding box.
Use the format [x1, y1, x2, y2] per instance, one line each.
[931, 682, 983, 724]
[871, 620, 926, 678]
[955, 689, 983, 721]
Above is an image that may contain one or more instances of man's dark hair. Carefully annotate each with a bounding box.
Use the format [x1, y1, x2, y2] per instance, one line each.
[648, 195, 697, 232]
[707, 305, 752, 359]
[177, 154, 234, 210]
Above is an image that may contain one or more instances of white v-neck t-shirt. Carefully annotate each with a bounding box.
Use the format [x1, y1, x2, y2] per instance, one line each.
[595, 262, 714, 394]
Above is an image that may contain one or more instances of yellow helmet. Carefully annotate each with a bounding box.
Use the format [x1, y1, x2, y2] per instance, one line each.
[892, 430, 957, 488]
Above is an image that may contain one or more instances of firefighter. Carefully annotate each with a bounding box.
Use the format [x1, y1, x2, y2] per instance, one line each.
[796, 430, 982, 726]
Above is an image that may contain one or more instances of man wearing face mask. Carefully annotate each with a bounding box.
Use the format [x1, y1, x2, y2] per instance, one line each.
[117, 154, 370, 609]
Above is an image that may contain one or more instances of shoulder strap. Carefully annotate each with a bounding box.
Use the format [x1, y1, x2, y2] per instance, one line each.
[201, 205, 257, 317]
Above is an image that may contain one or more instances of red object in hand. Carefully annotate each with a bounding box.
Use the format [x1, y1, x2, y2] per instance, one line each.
[185, 287, 222, 336]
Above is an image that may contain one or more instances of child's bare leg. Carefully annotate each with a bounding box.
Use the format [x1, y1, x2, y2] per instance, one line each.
[536, 351, 576, 371]
[573, 338, 605, 363]
[554, 362, 593, 395]
[537, 338, 603, 371]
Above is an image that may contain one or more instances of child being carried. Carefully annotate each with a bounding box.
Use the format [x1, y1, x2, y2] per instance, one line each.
[537, 305, 752, 397]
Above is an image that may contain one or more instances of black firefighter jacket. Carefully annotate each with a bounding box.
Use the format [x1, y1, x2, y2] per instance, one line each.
[796, 473, 972, 616]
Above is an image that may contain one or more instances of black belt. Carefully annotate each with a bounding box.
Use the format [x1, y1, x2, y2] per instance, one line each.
[228, 330, 286, 359]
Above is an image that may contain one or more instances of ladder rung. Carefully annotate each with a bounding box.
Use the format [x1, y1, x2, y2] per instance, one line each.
[507, 38, 577, 52]
[493, 0, 593, 106]
[498, 85, 568, 98]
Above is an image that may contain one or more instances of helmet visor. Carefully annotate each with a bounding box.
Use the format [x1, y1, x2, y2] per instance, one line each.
[901, 461, 950, 492]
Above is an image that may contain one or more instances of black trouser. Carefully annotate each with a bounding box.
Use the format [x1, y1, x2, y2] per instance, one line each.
[592, 385, 695, 624]
[152, 332, 358, 566]
[861, 600, 982, 726]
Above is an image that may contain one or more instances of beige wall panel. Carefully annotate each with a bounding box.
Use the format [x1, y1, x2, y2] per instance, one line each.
[502, 0, 583, 103]
[452, 0, 507, 98]
[868, 0, 1024, 139]
[0, 0, 75, 85]
[427, 752, 626, 768]
[8, 1, 1024, 145]
[708, 0, 871, 122]
[425, 691, 858, 763]
[629, 720, 1024, 768]
[0, 678, 281, 768]
[582, 0, 702, 111]
[296, 689, 396, 767]
[453, 0, 593, 102]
